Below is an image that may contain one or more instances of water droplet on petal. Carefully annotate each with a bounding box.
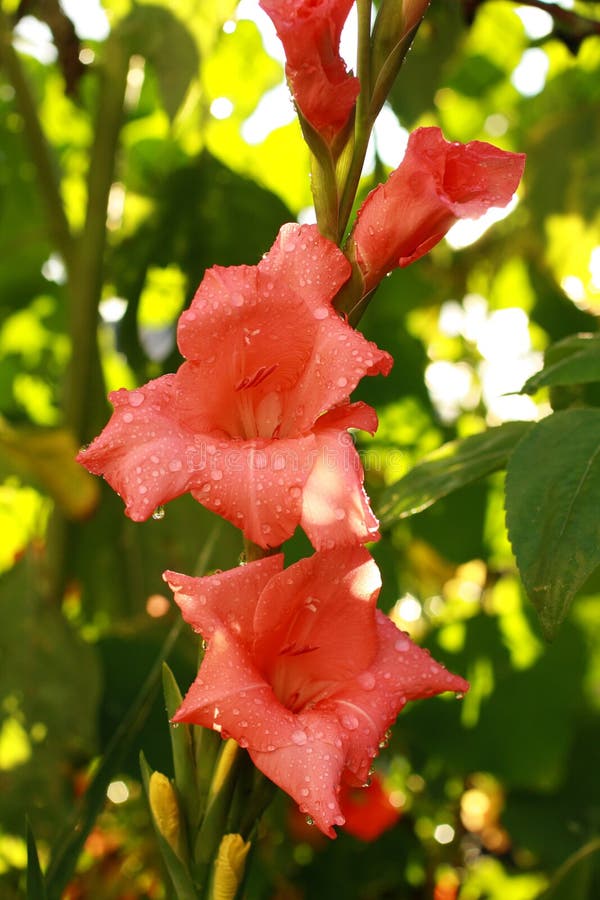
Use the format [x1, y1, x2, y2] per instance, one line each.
[168, 459, 183, 472]
[336, 376, 348, 388]
[211, 470, 223, 481]
[455, 692, 465, 701]
[231, 292, 244, 307]
[313, 306, 328, 320]
[152, 506, 165, 520]
[291, 729, 307, 745]
[357, 671, 376, 691]
[122, 412, 133, 423]
[395, 635, 411, 652]
[334, 508, 346, 521]
[305, 815, 314, 826]
[341, 714, 359, 731]
[129, 391, 144, 407]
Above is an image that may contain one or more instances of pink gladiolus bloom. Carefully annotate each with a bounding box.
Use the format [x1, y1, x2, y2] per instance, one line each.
[77, 224, 391, 550]
[260, 0, 359, 143]
[350, 127, 526, 294]
[165, 548, 468, 837]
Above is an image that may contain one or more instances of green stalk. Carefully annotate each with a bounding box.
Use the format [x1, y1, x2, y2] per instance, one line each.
[336, 0, 373, 242]
[0, 9, 74, 268]
[65, 39, 129, 443]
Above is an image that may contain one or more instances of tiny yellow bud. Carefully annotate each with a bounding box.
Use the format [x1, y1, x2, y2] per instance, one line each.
[149, 771, 183, 858]
[211, 833, 251, 900]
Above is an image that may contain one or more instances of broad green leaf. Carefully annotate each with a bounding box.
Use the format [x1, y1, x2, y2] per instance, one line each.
[26, 822, 46, 900]
[521, 333, 600, 394]
[505, 409, 600, 640]
[377, 421, 532, 526]
[116, 5, 200, 119]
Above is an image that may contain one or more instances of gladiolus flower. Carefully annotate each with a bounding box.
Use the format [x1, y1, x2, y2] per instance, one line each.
[77, 224, 391, 550]
[339, 773, 401, 841]
[260, 0, 359, 143]
[165, 547, 469, 837]
[349, 127, 526, 294]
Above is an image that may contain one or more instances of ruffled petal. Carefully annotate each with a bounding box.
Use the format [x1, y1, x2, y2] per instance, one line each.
[250, 708, 348, 837]
[76, 375, 195, 522]
[253, 547, 380, 709]
[189, 434, 317, 548]
[329, 612, 470, 783]
[300, 405, 380, 549]
[351, 127, 526, 293]
[164, 555, 283, 642]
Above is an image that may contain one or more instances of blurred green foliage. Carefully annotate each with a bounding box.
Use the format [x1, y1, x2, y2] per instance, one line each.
[1, 0, 599, 897]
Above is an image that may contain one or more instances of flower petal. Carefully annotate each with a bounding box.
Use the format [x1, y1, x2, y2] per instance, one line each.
[300, 405, 381, 549]
[76, 375, 195, 521]
[330, 612, 470, 783]
[164, 555, 283, 642]
[189, 435, 317, 548]
[253, 547, 380, 709]
[260, 0, 358, 142]
[250, 707, 349, 837]
[351, 127, 526, 292]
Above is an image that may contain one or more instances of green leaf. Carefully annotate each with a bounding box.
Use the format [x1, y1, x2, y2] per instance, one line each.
[116, 5, 200, 119]
[163, 663, 199, 831]
[377, 422, 532, 526]
[140, 753, 199, 900]
[44, 617, 184, 900]
[505, 409, 600, 640]
[26, 821, 47, 900]
[521, 334, 600, 394]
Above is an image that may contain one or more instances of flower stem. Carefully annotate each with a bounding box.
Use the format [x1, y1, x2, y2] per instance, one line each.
[337, 0, 373, 241]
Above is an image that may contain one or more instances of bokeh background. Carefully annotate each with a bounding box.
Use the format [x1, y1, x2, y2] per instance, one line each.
[1, 0, 599, 897]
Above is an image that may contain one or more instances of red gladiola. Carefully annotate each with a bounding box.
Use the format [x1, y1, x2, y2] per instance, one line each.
[260, 0, 359, 143]
[165, 547, 468, 837]
[77, 224, 391, 550]
[350, 127, 526, 294]
[339, 773, 401, 841]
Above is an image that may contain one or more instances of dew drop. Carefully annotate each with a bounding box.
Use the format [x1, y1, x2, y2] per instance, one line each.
[211, 470, 223, 481]
[289, 486, 302, 499]
[334, 508, 346, 521]
[336, 376, 348, 388]
[313, 306, 328, 320]
[357, 671, 376, 691]
[305, 815, 314, 826]
[231, 292, 244, 307]
[122, 412, 133, 423]
[152, 506, 165, 520]
[395, 636, 410, 652]
[168, 459, 183, 472]
[239, 737, 249, 748]
[455, 692, 465, 701]
[291, 729, 307, 745]
[301, 788, 309, 797]
[341, 714, 359, 731]
[129, 391, 144, 407]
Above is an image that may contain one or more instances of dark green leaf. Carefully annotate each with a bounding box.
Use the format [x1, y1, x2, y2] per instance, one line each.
[116, 5, 199, 119]
[26, 821, 47, 900]
[162, 663, 199, 831]
[505, 409, 600, 639]
[44, 617, 184, 900]
[521, 333, 600, 394]
[377, 421, 532, 526]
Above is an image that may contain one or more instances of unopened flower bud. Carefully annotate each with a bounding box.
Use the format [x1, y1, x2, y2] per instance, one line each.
[211, 833, 251, 900]
[149, 771, 184, 859]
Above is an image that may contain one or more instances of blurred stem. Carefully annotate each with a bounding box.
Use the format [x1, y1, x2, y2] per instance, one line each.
[337, 0, 373, 242]
[0, 8, 74, 268]
[65, 40, 129, 442]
